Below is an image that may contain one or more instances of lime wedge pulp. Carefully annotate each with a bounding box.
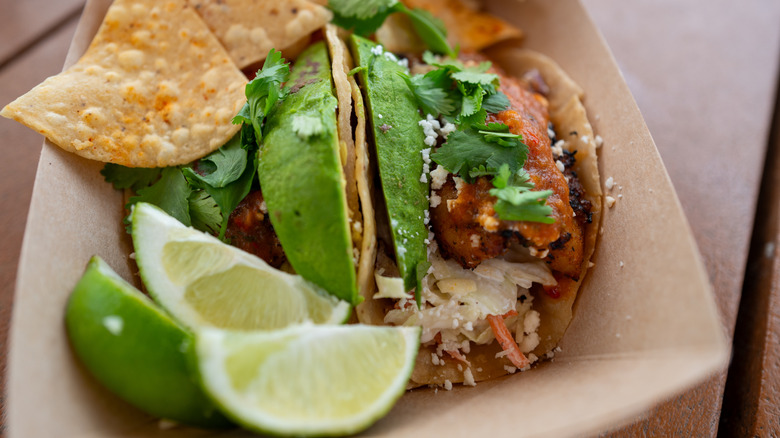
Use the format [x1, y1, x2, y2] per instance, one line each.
[64, 256, 231, 428]
[130, 202, 351, 331]
[195, 324, 420, 436]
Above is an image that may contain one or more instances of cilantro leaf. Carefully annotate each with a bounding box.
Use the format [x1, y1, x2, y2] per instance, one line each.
[291, 114, 326, 139]
[101, 164, 161, 192]
[128, 167, 192, 226]
[491, 187, 554, 223]
[451, 70, 498, 86]
[190, 133, 247, 188]
[232, 49, 290, 144]
[456, 108, 487, 127]
[399, 69, 457, 116]
[188, 190, 222, 234]
[329, 0, 399, 35]
[399, 6, 455, 57]
[468, 164, 498, 179]
[329, 0, 454, 55]
[489, 164, 553, 223]
[459, 85, 484, 118]
[482, 92, 511, 113]
[184, 149, 258, 239]
[431, 129, 526, 182]
[478, 122, 510, 132]
[492, 164, 533, 189]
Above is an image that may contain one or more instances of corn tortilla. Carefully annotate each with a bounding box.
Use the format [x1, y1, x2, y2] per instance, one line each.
[0, 0, 247, 168]
[189, 0, 332, 69]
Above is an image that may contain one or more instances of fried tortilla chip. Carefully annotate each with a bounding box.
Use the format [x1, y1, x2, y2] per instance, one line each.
[1, 0, 247, 168]
[377, 0, 523, 53]
[189, 0, 332, 69]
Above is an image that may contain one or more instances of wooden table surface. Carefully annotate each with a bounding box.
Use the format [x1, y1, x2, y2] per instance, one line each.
[1, 0, 779, 436]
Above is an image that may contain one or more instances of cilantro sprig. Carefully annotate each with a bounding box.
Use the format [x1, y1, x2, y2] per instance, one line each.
[328, 0, 454, 56]
[408, 55, 553, 223]
[102, 50, 292, 240]
[400, 52, 511, 127]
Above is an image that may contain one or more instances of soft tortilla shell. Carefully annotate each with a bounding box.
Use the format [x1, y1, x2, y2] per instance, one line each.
[189, 0, 332, 69]
[324, 26, 378, 303]
[0, 0, 247, 168]
[362, 48, 602, 386]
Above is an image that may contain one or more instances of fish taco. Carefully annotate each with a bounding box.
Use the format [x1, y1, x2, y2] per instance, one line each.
[350, 36, 602, 386]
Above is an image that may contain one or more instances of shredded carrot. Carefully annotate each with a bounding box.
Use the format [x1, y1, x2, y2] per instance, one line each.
[501, 309, 518, 318]
[487, 314, 530, 369]
[445, 349, 471, 366]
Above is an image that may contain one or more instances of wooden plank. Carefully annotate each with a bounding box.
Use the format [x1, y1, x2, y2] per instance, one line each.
[580, 0, 780, 435]
[0, 0, 85, 66]
[0, 16, 82, 433]
[719, 74, 780, 436]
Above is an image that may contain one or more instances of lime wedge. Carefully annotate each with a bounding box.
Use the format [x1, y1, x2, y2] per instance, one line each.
[64, 256, 231, 428]
[130, 202, 351, 331]
[195, 324, 420, 436]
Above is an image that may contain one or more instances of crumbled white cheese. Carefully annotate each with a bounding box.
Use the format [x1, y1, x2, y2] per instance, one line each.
[580, 135, 589, 144]
[429, 193, 441, 208]
[547, 126, 556, 138]
[555, 160, 565, 172]
[619, 261, 624, 268]
[470, 234, 479, 248]
[495, 350, 509, 359]
[373, 272, 409, 299]
[431, 353, 441, 366]
[370, 45, 384, 56]
[384, 51, 398, 62]
[440, 122, 456, 138]
[463, 368, 476, 386]
[504, 365, 517, 374]
[397, 58, 409, 69]
[378, 113, 383, 119]
[605, 196, 616, 208]
[605, 176, 614, 190]
[430, 166, 449, 190]
[523, 310, 541, 334]
[443, 380, 453, 390]
[595, 135, 604, 148]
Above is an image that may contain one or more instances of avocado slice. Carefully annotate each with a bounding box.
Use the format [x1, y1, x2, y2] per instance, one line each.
[350, 35, 429, 294]
[259, 42, 357, 304]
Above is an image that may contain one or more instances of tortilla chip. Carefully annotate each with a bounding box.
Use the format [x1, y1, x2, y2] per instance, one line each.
[1, 0, 247, 168]
[377, 0, 523, 53]
[189, 0, 332, 69]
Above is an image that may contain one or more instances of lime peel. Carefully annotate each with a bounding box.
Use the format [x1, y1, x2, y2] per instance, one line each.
[65, 256, 231, 428]
[130, 202, 351, 331]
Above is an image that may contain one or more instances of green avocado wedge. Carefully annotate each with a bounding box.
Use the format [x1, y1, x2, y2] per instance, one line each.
[350, 35, 429, 294]
[259, 42, 357, 304]
[64, 256, 231, 428]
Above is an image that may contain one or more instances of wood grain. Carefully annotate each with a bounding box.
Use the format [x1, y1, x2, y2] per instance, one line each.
[719, 69, 780, 436]
[0, 0, 85, 67]
[580, 0, 780, 436]
[0, 14, 82, 434]
[0, 0, 778, 436]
